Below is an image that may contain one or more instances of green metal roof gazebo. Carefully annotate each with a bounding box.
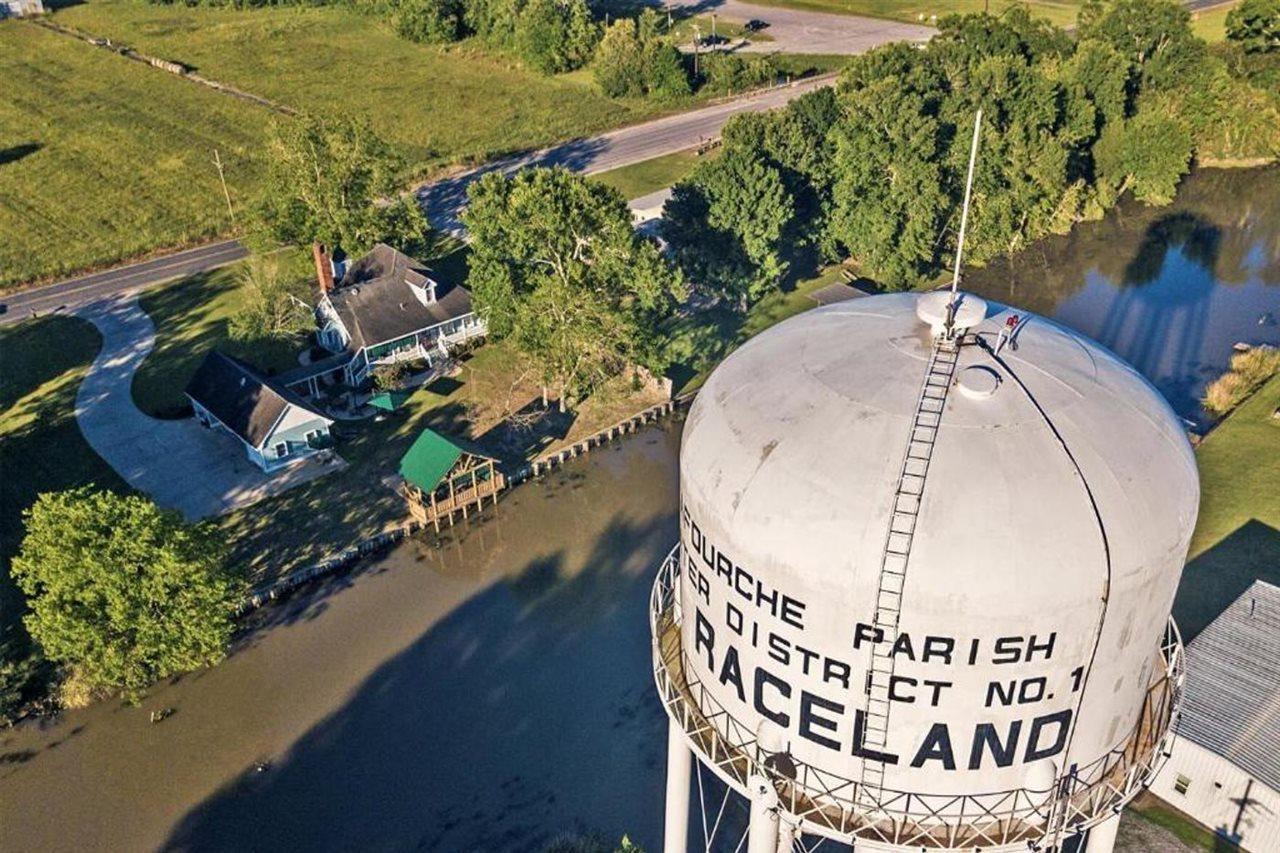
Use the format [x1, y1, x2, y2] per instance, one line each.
[398, 428, 466, 493]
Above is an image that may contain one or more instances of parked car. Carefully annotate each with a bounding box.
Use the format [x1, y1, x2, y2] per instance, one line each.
[745, 18, 769, 31]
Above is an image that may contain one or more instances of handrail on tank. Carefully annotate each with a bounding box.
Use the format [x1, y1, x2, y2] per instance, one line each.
[649, 544, 1185, 849]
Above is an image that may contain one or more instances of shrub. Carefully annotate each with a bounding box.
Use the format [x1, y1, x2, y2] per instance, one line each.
[394, 0, 465, 43]
[700, 53, 778, 94]
[1226, 0, 1280, 54]
[1203, 347, 1280, 415]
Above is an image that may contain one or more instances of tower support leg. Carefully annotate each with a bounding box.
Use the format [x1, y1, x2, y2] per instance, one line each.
[747, 775, 780, 853]
[1085, 814, 1121, 853]
[663, 720, 692, 853]
[775, 815, 799, 853]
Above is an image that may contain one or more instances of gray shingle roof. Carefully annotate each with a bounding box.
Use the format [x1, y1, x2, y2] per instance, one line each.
[326, 243, 474, 353]
[185, 351, 326, 449]
[1178, 580, 1280, 791]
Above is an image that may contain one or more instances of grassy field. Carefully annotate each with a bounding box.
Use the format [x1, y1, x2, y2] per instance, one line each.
[0, 317, 127, 663]
[1189, 2, 1236, 42]
[1174, 373, 1280, 641]
[50, 1, 666, 174]
[593, 146, 720, 199]
[132, 252, 310, 417]
[0, 21, 269, 289]
[741, 0, 1083, 27]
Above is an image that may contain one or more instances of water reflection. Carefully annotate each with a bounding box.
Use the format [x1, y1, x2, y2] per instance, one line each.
[965, 166, 1280, 429]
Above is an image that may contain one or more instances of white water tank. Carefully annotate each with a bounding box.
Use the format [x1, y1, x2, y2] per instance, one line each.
[674, 291, 1198, 814]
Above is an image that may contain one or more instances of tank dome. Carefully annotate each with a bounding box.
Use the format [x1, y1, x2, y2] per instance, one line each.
[673, 291, 1198, 806]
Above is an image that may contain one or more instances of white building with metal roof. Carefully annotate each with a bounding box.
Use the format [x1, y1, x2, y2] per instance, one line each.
[1150, 580, 1280, 852]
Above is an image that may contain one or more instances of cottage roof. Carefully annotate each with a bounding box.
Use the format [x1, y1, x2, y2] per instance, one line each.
[326, 243, 474, 353]
[399, 428, 467, 492]
[1178, 580, 1280, 791]
[185, 351, 328, 449]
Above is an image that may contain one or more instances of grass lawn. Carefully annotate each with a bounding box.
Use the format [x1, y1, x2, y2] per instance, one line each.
[132, 251, 311, 417]
[670, 14, 776, 43]
[0, 21, 269, 289]
[1173, 373, 1280, 641]
[742, 0, 1082, 27]
[1127, 793, 1223, 851]
[1189, 2, 1236, 42]
[0, 317, 127, 660]
[593, 146, 721, 199]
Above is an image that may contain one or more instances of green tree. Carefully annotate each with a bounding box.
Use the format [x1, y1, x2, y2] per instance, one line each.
[828, 78, 949, 289]
[11, 489, 239, 699]
[664, 147, 794, 309]
[516, 0, 598, 74]
[1094, 106, 1193, 204]
[1077, 0, 1206, 90]
[393, 0, 465, 43]
[229, 254, 314, 344]
[251, 116, 429, 257]
[1225, 0, 1280, 53]
[593, 11, 689, 99]
[463, 167, 683, 408]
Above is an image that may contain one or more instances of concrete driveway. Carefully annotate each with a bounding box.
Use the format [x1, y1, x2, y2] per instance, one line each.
[676, 0, 935, 54]
[74, 296, 341, 521]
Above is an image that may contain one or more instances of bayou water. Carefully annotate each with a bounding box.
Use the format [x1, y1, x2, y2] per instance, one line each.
[0, 166, 1275, 852]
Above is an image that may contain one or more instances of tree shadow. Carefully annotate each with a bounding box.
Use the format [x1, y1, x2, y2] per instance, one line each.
[1173, 519, 1280, 643]
[1089, 212, 1222, 428]
[475, 398, 577, 465]
[160, 509, 677, 852]
[0, 144, 40, 168]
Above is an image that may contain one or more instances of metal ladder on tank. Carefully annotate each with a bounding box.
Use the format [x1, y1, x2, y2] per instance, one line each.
[858, 335, 961, 803]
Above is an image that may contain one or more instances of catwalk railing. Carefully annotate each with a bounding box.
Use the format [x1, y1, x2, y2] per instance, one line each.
[649, 544, 1185, 849]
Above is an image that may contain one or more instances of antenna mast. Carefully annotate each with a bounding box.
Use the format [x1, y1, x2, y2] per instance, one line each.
[946, 109, 982, 335]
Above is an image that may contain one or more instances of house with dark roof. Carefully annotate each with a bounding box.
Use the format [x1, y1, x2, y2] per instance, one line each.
[314, 243, 485, 386]
[185, 351, 335, 472]
[1150, 580, 1280, 851]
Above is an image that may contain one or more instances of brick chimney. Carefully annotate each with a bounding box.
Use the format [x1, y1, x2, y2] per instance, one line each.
[313, 242, 335, 294]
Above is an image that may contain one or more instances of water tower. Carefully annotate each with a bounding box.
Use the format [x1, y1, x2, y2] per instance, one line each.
[650, 291, 1196, 852]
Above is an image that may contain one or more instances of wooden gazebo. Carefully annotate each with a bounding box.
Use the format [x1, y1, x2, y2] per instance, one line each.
[399, 428, 505, 531]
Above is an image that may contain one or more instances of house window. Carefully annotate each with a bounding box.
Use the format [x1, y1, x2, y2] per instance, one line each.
[274, 442, 289, 458]
[1174, 774, 1191, 795]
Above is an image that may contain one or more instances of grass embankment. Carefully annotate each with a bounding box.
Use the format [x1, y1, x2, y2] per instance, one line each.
[1172, 372, 1280, 641]
[1189, 2, 1237, 43]
[0, 318, 126, 660]
[593, 146, 721, 199]
[741, 0, 1082, 27]
[0, 22, 268, 289]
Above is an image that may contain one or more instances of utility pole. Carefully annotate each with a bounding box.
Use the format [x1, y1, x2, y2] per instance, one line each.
[212, 149, 235, 225]
[692, 24, 700, 77]
[711, 12, 716, 40]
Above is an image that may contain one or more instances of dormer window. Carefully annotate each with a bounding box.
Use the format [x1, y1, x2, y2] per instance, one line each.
[408, 277, 437, 306]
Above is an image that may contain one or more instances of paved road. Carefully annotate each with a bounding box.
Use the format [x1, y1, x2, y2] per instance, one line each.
[2, 77, 839, 325]
[73, 295, 342, 519]
[417, 74, 836, 233]
[684, 0, 934, 54]
[1, 239, 247, 328]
